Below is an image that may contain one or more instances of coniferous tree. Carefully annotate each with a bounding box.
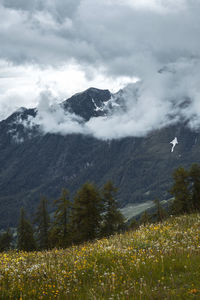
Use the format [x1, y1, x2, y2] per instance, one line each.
[189, 164, 200, 211]
[17, 208, 36, 251]
[0, 229, 12, 252]
[34, 197, 50, 250]
[50, 189, 71, 248]
[140, 210, 151, 226]
[129, 218, 139, 231]
[153, 198, 166, 222]
[170, 167, 191, 214]
[101, 181, 125, 236]
[72, 182, 103, 244]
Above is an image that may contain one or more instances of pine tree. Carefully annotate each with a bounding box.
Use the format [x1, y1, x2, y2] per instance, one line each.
[189, 164, 200, 211]
[50, 189, 71, 248]
[34, 197, 50, 250]
[170, 167, 191, 214]
[0, 229, 12, 252]
[72, 182, 103, 243]
[101, 181, 125, 236]
[17, 208, 36, 251]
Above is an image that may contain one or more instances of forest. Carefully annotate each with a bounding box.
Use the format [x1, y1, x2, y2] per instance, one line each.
[1, 163, 200, 252]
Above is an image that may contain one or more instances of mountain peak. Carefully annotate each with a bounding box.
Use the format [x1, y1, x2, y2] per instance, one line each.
[85, 87, 109, 93]
[63, 87, 111, 121]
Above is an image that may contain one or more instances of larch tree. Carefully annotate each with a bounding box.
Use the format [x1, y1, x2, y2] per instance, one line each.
[34, 197, 50, 250]
[140, 210, 151, 226]
[50, 189, 71, 248]
[0, 229, 12, 252]
[153, 198, 166, 223]
[72, 182, 103, 243]
[101, 181, 125, 236]
[170, 166, 191, 214]
[17, 208, 36, 251]
[189, 163, 200, 211]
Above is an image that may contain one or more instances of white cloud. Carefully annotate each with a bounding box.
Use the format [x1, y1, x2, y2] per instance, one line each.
[0, 60, 136, 120]
[19, 56, 200, 140]
[1, 0, 200, 139]
[29, 90, 85, 135]
[119, 0, 187, 12]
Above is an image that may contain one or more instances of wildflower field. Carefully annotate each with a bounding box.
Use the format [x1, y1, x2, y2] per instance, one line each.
[0, 214, 200, 299]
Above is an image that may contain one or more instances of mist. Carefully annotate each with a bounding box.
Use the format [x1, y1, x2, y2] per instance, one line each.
[2, 0, 200, 139]
[22, 57, 200, 140]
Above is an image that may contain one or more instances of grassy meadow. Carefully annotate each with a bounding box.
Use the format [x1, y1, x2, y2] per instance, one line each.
[0, 214, 200, 299]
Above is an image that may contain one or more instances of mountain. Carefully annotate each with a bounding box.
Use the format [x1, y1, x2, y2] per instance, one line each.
[62, 87, 111, 120]
[0, 87, 200, 228]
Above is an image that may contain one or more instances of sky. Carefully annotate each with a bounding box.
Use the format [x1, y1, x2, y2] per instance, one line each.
[1, 0, 200, 139]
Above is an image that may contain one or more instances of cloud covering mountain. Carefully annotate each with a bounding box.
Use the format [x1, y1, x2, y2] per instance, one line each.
[21, 58, 200, 140]
[1, 0, 200, 138]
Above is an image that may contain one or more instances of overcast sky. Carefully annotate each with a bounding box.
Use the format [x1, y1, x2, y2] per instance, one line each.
[1, 0, 200, 139]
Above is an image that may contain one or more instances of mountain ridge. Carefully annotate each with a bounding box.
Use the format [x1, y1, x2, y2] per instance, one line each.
[0, 87, 200, 228]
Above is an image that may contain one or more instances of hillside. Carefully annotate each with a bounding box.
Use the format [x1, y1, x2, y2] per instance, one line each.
[0, 214, 200, 299]
[1, 87, 200, 228]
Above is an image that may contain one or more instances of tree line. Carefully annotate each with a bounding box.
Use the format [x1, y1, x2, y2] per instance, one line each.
[1, 163, 200, 252]
[170, 163, 200, 214]
[127, 163, 200, 230]
[16, 181, 125, 251]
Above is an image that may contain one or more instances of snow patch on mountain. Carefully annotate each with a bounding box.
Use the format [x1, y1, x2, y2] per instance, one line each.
[92, 98, 104, 112]
[170, 137, 178, 152]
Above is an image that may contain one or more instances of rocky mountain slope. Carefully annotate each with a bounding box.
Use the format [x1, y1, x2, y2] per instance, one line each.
[0, 87, 200, 228]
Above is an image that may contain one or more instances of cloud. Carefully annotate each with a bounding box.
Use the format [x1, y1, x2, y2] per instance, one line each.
[0, 60, 136, 121]
[28, 90, 85, 135]
[2, 0, 200, 139]
[0, 0, 200, 73]
[0, 0, 81, 22]
[22, 57, 200, 140]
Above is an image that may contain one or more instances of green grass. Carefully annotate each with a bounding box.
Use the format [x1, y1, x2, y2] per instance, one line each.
[0, 214, 200, 299]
